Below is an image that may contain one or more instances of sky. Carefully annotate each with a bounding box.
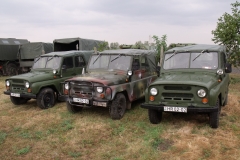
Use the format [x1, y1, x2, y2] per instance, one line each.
[0, 0, 237, 46]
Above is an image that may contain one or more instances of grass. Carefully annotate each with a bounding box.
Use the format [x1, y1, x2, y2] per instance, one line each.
[0, 75, 240, 159]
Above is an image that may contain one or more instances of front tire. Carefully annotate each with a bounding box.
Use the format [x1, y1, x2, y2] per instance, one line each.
[10, 96, 28, 105]
[66, 101, 83, 113]
[37, 88, 56, 109]
[209, 98, 221, 128]
[109, 93, 126, 120]
[148, 109, 162, 124]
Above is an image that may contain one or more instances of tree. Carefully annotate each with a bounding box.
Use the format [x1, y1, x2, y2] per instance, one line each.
[212, 1, 240, 66]
[97, 41, 109, 51]
[110, 42, 119, 49]
[152, 35, 167, 63]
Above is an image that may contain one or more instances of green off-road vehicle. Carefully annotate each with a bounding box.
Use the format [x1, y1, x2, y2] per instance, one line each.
[141, 44, 232, 128]
[4, 50, 93, 109]
[63, 49, 159, 119]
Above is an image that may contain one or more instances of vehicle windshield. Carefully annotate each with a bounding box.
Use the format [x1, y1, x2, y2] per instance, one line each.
[32, 57, 62, 69]
[88, 55, 131, 71]
[163, 52, 218, 70]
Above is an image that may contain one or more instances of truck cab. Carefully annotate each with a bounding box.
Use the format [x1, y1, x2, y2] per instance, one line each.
[141, 44, 232, 128]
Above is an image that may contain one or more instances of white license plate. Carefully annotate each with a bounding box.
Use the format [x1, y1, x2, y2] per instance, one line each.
[164, 106, 187, 113]
[73, 98, 89, 104]
[93, 101, 107, 107]
[11, 93, 20, 97]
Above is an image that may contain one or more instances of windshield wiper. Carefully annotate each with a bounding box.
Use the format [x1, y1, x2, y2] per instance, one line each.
[110, 53, 125, 62]
[192, 50, 207, 61]
[34, 56, 41, 63]
[93, 53, 102, 64]
[165, 51, 177, 61]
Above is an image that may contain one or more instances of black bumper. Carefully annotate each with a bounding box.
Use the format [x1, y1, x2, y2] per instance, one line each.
[4, 91, 36, 99]
[141, 103, 218, 113]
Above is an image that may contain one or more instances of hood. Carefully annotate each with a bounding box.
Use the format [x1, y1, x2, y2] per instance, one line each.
[9, 70, 54, 83]
[151, 72, 218, 89]
[67, 70, 128, 86]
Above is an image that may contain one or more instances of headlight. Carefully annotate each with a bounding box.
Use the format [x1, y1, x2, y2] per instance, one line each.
[96, 87, 103, 93]
[197, 89, 206, 97]
[53, 69, 57, 74]
[150, 88, 158, 95]
[6, 80, 10, 86]
[127, 70, 133, 76]
[217, 69, 223, 75]
[64, 83, 69, 90]
[25, 82, 30, 88]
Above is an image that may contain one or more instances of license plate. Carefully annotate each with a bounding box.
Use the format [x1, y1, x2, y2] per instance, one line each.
[164, 106, 187, 113]
[11, 93, 20, 97]
[93, 101, 107, 107]
[73, 98, 89, 104]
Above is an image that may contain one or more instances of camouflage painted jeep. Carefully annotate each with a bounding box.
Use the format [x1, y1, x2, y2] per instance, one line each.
[63, 49, 158, 119]
[4, 50, 93, 109]
[141, 44, 232, 128]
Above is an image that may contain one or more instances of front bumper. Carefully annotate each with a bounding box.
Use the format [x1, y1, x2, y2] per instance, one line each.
[4, 90, 36, 99]
[68, 97, 111, 108]
[141, 103, 218, 113]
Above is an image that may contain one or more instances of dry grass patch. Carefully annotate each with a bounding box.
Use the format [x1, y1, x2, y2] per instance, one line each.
[0, 74, 240, 159]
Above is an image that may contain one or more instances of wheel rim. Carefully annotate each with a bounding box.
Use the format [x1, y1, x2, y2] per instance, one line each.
[43, 93, 53, 107]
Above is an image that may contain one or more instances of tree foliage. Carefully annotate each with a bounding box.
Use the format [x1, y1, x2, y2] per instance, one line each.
[152, 35, 167, 63]
[212, 1, 240, 66]
[97, 41, 109, 51]
[110, 42, 120, 49]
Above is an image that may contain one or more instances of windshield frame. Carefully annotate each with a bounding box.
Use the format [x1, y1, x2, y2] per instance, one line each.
[88, 54, 132, 71]
[163, 52, 219, 70]
[32, 56, 62, 69]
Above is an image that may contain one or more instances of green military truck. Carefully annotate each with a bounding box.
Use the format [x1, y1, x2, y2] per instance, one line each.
[141, 44, 232, 128]
[0, 38, 29, 75]
[18, 42, 53, 73]
[63, 49, 159, 119]
[4, 50, 93, 109]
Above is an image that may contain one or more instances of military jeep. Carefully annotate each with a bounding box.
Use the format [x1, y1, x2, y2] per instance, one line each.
[4, 50, 93, 109]
[63, 49, 158, 119]
[141, 44, 232, 128]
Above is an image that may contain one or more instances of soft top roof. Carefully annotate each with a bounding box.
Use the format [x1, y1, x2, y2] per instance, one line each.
[99, 49, 156, 55]
[0, 38, 29, 45]
[41, 50, 94, 61]
[166, 44, 226, 53]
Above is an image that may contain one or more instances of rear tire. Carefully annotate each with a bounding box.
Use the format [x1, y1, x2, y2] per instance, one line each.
[37, 88, 56, 109]
[6, 63, 18, 76]
[209, 98, 221, 128]
[148, 109, 162, 124]
[109, 93, 126, 120]
[10, 96, 28, 105]
[66, 101, 83, 113]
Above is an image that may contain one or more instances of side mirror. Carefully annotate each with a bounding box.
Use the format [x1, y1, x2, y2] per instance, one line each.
[225, 63, 232, 73]
[156, 66, 161, 76]
[62, 65, 67, 70]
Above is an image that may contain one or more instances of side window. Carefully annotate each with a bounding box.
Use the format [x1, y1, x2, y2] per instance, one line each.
[62, 57, 73, 69]
[141, 56, 150, 70]
[132, 58, 140, 71]
[75, 56, 85, 67]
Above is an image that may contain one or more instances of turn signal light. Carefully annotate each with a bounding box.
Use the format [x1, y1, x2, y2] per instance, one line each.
[64, 89, 69, 95]
[27, 88, 32, 93]
[149, 95, 155, 101]
[202, 98, 208, 104]
[6, 86, 9, 90]
[100, 93, 105, 99]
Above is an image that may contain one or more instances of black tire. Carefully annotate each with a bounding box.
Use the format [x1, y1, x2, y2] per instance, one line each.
[148, 109, 162, 124]
[10, 96, 28, 105]
[37, 88, 56, 109]
[66, 101, 83, 113]
[109, 93, 126, 120]
[6, 63, 18, 76]
[209, 98, 221, 128]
